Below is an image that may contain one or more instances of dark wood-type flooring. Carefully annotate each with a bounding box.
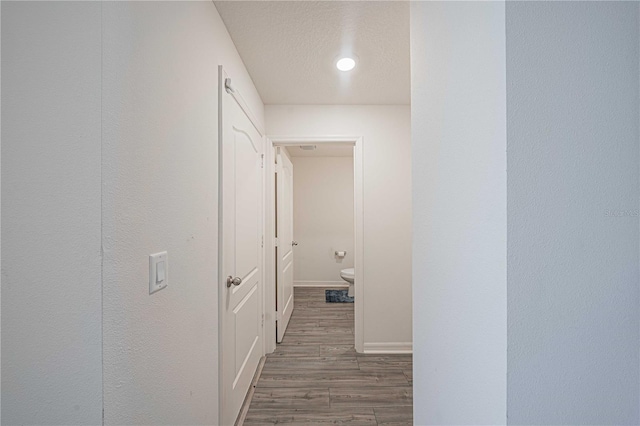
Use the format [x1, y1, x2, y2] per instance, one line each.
[243, 287, 413, 425]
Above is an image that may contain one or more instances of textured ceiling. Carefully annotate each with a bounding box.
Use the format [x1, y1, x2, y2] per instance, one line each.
[215, 1, 410, 105]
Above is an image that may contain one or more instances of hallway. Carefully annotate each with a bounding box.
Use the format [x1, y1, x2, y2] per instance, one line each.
[243, 287, 413, 425]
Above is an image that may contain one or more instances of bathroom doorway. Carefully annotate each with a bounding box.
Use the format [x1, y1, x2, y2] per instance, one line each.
[264, 136, 364, 354]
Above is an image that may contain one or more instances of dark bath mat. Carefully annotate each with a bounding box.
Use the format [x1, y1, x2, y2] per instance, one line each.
[325, 289, 354, 303]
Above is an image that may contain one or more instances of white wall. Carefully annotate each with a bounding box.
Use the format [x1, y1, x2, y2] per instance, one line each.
[291, 156, 354, 285]
[411, 2, 507, 424]
[2, 3, 103, 424]
[267, 105, 412, 350]
[1, 1, 263, 424]
[412, 2, 640, 425]
[506, 2, 639, 424]
[101, 2, 263, 424]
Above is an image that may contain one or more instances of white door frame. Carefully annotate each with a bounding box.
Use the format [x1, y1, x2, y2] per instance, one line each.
[264, 135, 364, 354]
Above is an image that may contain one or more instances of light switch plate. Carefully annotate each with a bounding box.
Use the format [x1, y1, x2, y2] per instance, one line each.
[149, 251, 168, 294]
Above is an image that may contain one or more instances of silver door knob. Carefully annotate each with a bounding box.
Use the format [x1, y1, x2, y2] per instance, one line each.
[226, 276, 242, 287]
[292, 241, 298, 246]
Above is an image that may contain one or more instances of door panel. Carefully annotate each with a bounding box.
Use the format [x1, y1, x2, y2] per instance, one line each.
[276, 148, 294, 342]
[220, 70, 263, 426]
[233, 285, 260, 377]
[234, 127, 260, 278]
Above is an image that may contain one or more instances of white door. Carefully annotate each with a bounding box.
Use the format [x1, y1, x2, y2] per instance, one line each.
[220, 70, 263, 426]
[276, 148, 294, 342]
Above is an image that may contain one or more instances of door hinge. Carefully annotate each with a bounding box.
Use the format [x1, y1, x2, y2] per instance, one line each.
[275, 237, 279, 247]
[261, 154, 264, 168]
[261, 314, 265, 328]
[261, 235, 264, 248]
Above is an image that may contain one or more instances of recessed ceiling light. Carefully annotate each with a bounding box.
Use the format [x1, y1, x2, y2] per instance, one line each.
[336, 57, 356, 72]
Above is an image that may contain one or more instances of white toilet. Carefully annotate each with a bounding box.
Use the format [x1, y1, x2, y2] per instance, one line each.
[340, 268, 355, 297]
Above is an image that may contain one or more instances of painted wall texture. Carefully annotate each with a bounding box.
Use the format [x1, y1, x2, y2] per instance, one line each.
[412, 1, 640, 424]
[101, 2, 263, 424]
[291, 156, 355, 285]
[506, 2, 640, 424]
[1, 3, 103, 424]
[2, 1, 264, 424]
[266, 105, 413, 350]
[410, 2, 508, 424]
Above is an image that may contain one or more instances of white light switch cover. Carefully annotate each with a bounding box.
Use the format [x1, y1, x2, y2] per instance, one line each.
[149, 251, 168, 294]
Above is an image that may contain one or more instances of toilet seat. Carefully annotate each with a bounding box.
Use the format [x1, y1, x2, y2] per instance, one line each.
[340, 268, 355, 282]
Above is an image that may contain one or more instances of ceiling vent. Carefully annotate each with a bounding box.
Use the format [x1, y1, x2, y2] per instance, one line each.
[299, 145, 317, 151]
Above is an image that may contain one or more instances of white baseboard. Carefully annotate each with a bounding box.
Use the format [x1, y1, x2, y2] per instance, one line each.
[293, 280, 348, 288]
[363, 342, 413, 354]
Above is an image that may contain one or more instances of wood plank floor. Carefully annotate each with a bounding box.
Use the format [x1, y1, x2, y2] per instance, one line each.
[243, 287, 413, 425]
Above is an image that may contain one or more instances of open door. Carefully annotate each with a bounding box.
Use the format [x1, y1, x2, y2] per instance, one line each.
[219, 68, 263, 426]
[276, 147, 294, 342]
